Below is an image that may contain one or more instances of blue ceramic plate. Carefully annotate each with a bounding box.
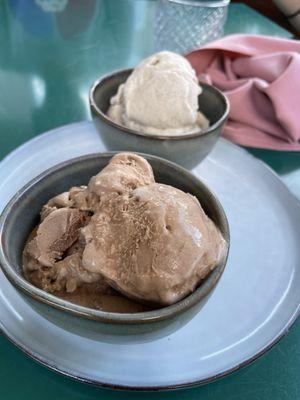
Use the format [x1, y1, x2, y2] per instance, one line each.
[0, 122, 299, 390]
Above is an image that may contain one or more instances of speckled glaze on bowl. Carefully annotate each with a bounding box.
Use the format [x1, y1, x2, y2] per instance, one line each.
[0, 153, 229, 344]
[89, 69, 230, 169]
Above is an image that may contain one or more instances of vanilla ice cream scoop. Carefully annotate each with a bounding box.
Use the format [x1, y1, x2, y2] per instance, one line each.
[107, 51, 209, 136]
[82, 183, 226, 305]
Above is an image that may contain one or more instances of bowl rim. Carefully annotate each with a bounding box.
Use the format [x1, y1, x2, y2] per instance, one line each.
[89, 68, 230, 141]
[0, 152, 230, 325]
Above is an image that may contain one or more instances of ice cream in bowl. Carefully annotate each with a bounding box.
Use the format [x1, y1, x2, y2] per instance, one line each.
[90, 52, 229, 169]
[0, 152, 229, 343]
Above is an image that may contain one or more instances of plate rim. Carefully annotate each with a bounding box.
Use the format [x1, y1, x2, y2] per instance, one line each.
[0, 310, 298, 391]
[0, 121, 299, 391]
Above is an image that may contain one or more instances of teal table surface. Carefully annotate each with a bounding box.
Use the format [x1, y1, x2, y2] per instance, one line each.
[0, 1, 299, 399]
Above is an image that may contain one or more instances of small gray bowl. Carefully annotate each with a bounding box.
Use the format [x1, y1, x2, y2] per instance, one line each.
[89, 69, 229, 169]
[0, 153, 229, 344]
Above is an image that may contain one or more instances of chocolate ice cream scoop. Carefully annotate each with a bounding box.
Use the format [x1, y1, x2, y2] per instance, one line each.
[88, 152, 155, 196]
[23, 152, 226, 311]
[68, 186, 99, 211]
[24, 207, 84, 267]
[54, 253, 101, 292]
[22, 153, 156, 299]
[23, 204, 102, 293]
[82, 183, 226, 306]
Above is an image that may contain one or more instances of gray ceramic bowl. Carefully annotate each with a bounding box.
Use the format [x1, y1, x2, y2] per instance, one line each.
[0, 153, 229, 344]
[89, 69, 229, 169]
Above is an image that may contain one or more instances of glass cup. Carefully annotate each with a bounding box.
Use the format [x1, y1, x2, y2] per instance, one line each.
[155, 0, 230, 54]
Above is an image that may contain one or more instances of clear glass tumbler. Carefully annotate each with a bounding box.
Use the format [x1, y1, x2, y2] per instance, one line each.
[155, 0, 230, 54]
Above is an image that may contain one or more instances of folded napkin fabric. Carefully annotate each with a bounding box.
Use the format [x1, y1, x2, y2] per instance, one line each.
[186, 34, 300, 150]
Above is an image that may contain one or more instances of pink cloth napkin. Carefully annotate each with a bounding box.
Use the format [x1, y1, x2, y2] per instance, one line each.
[186, 34, 300, 151]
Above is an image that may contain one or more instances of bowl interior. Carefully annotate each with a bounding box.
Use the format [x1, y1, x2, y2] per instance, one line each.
[1, 153, 229, 319]
[91, 69, 228, 130]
